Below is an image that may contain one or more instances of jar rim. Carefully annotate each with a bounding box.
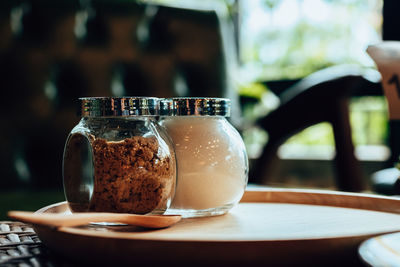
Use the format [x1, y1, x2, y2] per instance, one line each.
[79, 97, 161, 117]
[161, 97, 230, 117]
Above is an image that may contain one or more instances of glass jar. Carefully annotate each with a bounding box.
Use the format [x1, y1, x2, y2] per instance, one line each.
[63, 97, 176, 215]
[160, 97, 248, 217]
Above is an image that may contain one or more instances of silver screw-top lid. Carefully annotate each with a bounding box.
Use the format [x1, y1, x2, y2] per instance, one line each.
[79, 97, 160, 117]
[161, 97, 231, 116]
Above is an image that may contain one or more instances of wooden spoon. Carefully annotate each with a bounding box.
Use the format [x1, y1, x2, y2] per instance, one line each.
[8, 211, 181, 229]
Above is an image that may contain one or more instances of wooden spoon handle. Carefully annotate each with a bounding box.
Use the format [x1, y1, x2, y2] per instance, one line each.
[8, 211, 181, 229]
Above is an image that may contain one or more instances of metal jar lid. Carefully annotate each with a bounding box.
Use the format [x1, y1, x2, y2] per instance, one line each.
[161, 97, 230, 116]
[79, 97, 160, 117]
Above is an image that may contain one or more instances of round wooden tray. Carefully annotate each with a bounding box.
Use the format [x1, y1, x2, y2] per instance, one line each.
[33, 188, 400, 266]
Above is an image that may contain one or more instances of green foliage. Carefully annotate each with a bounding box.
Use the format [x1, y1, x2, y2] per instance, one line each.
[238, 82, 268, 99]
[241, 0, 382, 80]
[285, 123, 335, 146]
[239, 0, 387, 151]
[350, 96, 388, 146]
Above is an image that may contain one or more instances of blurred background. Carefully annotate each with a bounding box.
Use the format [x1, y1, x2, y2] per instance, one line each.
[0, 0, 398, 217]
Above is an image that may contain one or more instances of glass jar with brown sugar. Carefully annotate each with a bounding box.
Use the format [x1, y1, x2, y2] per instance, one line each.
[63, 97, 176, 215]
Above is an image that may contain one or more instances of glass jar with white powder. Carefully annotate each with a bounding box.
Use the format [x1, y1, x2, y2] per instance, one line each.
[160, 97, 248, 217]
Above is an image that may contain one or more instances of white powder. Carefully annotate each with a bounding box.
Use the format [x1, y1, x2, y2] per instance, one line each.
[161, 117, 248, 211]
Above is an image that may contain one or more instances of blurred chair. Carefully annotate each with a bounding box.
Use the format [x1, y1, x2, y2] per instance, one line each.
[249, 65, 382, 192]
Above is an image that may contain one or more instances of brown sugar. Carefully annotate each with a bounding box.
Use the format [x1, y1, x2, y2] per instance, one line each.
[89, 136, 175, 214]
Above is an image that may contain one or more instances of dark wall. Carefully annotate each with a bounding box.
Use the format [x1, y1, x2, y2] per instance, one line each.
[0, 0, 237, 190]
[383, 0, 400, 41]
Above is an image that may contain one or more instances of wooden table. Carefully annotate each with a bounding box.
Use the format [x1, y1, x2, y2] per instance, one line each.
[5, 187, 400, 266]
